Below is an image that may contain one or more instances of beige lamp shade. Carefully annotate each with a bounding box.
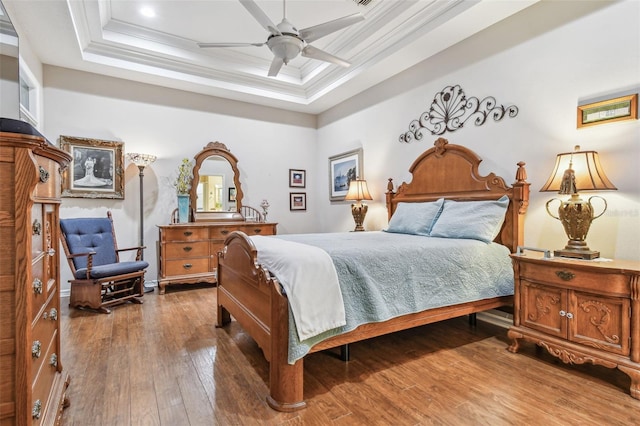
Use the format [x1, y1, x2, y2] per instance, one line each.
[540, 147, 616, 193]
[345, 179, 373, 202]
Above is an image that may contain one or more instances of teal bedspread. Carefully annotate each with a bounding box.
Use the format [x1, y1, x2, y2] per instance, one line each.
[263, 231, 514, 363]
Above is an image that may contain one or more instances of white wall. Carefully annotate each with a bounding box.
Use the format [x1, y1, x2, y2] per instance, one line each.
[32, 0, 639, 294]
[317, 0, 640, 261]
[43, 68, 319, 291]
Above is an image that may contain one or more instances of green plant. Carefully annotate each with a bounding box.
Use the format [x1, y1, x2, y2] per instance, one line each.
[174, 158, 193, 195]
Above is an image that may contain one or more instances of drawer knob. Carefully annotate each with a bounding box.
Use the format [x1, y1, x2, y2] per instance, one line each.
[183, 263, 193, 270]
[39, 165, 49, 183]
[555, 270, 575, 281]
[32, 399, 42, 419]
[183, 231, 193, 236]
[253, 229, 262, 234]
[32, 340, 41, 358]
[47, 248, 56, 257]
[183, 246, 193, 252]
[221, 230, 229, 235]
[33, 278, 43, 295]
[50, 353, 58, 367]
[49, 308, 58, 320]
[32, 219, 42, 235]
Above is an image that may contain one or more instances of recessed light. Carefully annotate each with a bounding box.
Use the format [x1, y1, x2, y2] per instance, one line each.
[140, 6, 156, 18]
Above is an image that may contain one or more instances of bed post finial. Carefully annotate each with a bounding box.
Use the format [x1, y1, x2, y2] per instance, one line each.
[434, 137, 449, 156]
[515, 161, 527, 183]
[386, 178, 394, 193]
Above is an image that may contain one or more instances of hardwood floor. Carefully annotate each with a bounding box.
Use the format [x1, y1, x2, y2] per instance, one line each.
[59, 286, 639, 425]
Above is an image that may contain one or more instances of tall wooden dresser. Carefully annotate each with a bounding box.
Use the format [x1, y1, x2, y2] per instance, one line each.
[157, 222, 277, 294]
[0, 131, 72, 425]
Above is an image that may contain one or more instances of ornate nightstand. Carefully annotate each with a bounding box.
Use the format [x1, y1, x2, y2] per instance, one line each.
[507, 253, 640, 400]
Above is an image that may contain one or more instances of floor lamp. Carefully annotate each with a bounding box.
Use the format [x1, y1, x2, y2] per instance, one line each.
[127, 153, 157, 291]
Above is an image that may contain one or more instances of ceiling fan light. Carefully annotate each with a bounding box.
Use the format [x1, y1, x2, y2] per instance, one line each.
[267, 35, 303, 63]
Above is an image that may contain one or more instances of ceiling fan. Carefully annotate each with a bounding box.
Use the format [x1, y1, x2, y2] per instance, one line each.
[197, 0, 365, 77]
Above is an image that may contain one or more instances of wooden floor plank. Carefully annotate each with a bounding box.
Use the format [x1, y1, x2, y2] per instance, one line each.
[58, 286, 640, 425]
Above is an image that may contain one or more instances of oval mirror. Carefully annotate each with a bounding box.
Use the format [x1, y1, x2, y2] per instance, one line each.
[189, 141, 243, 222]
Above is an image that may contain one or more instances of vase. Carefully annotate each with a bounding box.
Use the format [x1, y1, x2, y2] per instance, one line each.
[177, 194, 190, 223]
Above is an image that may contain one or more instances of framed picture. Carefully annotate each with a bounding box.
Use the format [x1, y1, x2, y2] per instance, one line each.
[577, 93, 638, 128]
[60, 135, 124, 199]
[289, 169, 306, 188]
[228, 187, 236, 202]
[290, 192, 307, 211]
[329, 148, 362, 201]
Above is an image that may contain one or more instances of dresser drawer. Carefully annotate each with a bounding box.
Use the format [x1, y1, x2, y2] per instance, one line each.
[164, 257, 210, 276]
[31, 329, 59, 425]
[31, 258, 47, 321]
[519, 261, 629, 296]
[31, 294, 58, 382]
[164, 241, 209, 259]
[31, 204, 44, 258]
[33, 156, 60, 200]
[237, 224, 274, 236]
[209, 226, 236, 240]
[163, 227, 208, 241]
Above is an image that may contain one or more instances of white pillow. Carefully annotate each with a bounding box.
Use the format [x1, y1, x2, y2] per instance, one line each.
[429, 195, 509, 243]
[385, 199, 444, 236]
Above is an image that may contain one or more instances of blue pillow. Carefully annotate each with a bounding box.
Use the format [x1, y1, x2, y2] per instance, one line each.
[429, 195, 509, 243]
[385, 199, 444, 236]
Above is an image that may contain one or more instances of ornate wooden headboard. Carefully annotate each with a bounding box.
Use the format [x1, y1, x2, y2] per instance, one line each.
[385, 138, 530, 253]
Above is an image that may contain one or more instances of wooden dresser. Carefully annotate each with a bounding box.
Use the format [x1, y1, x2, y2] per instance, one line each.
[157, 221, 277, 294]
[0, 131, 72, 425]
[508, 253, 640, 400]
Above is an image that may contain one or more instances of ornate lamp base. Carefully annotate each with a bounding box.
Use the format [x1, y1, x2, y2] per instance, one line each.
[351, 203, 368, 232]
[554, 247, 600, 260]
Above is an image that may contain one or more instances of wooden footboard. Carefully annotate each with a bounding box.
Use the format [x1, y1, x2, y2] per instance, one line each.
[217, 231, 306, 411]
[217, 231, 514, 411]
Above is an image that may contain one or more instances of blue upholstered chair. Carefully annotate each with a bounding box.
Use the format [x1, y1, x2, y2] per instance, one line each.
[60, 211, 148, 313]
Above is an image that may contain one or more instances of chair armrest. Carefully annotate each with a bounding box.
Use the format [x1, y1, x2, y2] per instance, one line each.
[116, 246, 146, 253]
[66, 251, 97, 259]
[117, 246, 146, 261]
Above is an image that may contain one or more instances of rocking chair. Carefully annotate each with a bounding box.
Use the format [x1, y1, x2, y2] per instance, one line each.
[60, 211, 148, 313]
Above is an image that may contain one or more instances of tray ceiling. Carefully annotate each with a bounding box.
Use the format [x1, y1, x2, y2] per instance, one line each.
[4, 0, 538, 114]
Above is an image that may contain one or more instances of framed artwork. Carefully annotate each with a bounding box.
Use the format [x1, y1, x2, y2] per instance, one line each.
[329, 148, 362, 201]
[228, 187, 237, 202]
[289, 169, 306, 188]
[577, 93, 638, 128]
[60, 135, 124, 199]
[290, 192, 307, 211]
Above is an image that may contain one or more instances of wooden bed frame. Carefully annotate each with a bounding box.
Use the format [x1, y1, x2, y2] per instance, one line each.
[216, 138, 530, 411]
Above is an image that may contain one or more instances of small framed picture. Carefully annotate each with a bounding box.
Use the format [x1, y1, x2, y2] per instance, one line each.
[577, 93, 638, 128]
[60, 135, 124, 199]
[289, 169, 306, 188]
[329, 148, 363, 201]
[290, 192, 306, 211]
[228, 187, 236, 202]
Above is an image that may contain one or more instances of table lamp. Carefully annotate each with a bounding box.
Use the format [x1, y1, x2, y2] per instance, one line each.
[540, 145, 616, 259]
[345, 178, 373, 231]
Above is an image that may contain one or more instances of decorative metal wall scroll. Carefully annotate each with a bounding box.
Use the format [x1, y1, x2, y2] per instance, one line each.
[399, 85, 519, 143]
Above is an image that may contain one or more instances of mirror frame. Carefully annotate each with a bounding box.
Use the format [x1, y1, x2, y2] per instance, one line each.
[190, 141, 243, 222]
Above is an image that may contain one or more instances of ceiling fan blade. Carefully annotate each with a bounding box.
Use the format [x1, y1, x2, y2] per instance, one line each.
[299, 13, 364, 43]
[198, 42, 265, 48]
[239, 0, 282, 36]
[268, 57, 285, 77]
[301, 45, 351, 67]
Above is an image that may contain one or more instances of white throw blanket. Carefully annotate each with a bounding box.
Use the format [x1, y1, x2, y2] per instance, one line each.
[251, 235, 346, 341]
